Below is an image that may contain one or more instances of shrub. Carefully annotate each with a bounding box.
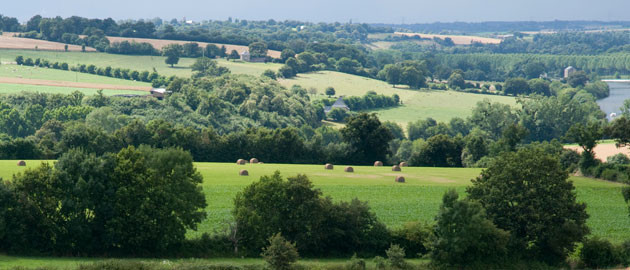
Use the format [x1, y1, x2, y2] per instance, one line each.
[261, 233, 299, 270]
[347, 254, 366, 270]
[608, 153, 630, 165]
[618, 240, 630, 266]
[580, 237, 619, 269]
[390, 222, 432, 257]
[373, 256, 387, 270]
[386, 244, 408, 270]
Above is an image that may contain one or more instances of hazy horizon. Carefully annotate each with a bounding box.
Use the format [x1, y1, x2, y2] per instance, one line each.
[4, 0, 630, 24]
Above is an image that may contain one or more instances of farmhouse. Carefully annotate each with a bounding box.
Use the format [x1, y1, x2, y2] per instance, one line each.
[240, 51, 266, 63]
[324, 96, 350, 114]
[564, 66, 576, 78]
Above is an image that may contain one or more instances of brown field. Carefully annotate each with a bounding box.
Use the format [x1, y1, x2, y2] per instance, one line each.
[0, 33, 96, 52]
[105, 36, 281, 58]
[0, 77, 150, 91]
[566, 143, 630, 161]
[394, 32, 502, 45]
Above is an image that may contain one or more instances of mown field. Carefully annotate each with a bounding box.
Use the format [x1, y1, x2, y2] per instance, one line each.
[0, 49, 282, 77]
[0, 64, 150, 87]
[279, 71, 518, 125]
[1, 160, 627, 243]
[0, 83, 144, 96]
[0, 256, 426, 269]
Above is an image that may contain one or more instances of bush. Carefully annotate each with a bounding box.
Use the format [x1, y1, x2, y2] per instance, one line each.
[261, 233, 299, 270]
[347, 254, 366, 270]
[580, 237, 619, 269]
[608, 153, 630, 165]
[386, 244, 408, 270]
[618, 240, 630, 266]
[390, 222, 432, 257]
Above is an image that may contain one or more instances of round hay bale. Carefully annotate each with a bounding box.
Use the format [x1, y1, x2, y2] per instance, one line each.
[344, 166, 354, 173]
[250, 158, 259, 164]
[236, 159, 247, 165]
[239, 169, 249, 176]
[392, 165, 401, 172]
[399, 162, 408, 167]
[374, 161, 383, 167]
[395, 176, 405, 183]
[17, 160, 26, 166]
[325, 163, 334, 170]
[259, 162, 264, 164]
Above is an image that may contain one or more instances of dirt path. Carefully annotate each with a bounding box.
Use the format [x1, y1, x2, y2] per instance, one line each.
[0, 77, 151, 91]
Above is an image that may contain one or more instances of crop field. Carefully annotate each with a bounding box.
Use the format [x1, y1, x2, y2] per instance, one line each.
[105, 36, 282, 58]
[279, 71, 517, 125]
[0, 33, 97, 52]
[566, 141, 630, 161]
[1, 160, 628, 244]
[394, 32, 503, 45]
[0, 49, 282, 77]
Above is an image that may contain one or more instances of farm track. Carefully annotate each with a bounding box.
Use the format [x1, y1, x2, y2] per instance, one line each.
[0, 77, 151, 91]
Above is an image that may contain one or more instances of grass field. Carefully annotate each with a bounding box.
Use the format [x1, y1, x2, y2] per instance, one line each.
[279, 71, 517, 125]
[0, 50, 282, 77]
[0, 83, 145, 96]
[0, 256, 426, 269]
[1, 160, 628, 244]
[0, 65, 150, 87]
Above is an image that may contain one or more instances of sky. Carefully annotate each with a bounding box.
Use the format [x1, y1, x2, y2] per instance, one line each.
[4, 0, 630, 24]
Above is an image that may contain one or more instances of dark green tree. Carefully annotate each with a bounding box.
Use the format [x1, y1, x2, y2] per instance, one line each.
[566, 121, 603, 172]
[410, 134, 463, 167]
[325, 87, 336, 97]
[228, 50, 240, 61]
[248, 41, 268, 58]
[341, 113, 394, 164]
[504, 77, 530, 96]
[467, 148, 589, 264]
[447, 72, 466, 90]
[431, 189, 509, 268]
[162, 44, 183, 67]
[567, 71, 589, 87]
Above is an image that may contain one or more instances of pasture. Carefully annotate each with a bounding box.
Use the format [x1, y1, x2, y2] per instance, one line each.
[279, 71, 517, 125]
[0, 49, 282, 77]
[1, 160, 628, 244]
[0, 83, 145, 96]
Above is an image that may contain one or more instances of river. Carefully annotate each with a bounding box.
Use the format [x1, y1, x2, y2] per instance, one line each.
[598, 81, 630, 119]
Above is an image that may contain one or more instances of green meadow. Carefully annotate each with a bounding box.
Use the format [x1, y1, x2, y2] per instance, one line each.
[0, 49, 281, 77]
[0, 64, 151, 86]
[1, 160, 627, 243]
[0, 83, 145, 96]
[279, 71, 518, 125]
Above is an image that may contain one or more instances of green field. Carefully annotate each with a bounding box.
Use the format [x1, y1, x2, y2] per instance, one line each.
[279, 71, 518, 125]
[0, 83, 146, 96]
[0, 49, 281, 77]
[0, 64, 151, 86]
[0, 256, 426, 269]
[1, 160, 627, 244]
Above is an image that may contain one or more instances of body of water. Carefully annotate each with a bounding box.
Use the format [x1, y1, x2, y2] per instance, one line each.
[598, 81, 630, 119]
